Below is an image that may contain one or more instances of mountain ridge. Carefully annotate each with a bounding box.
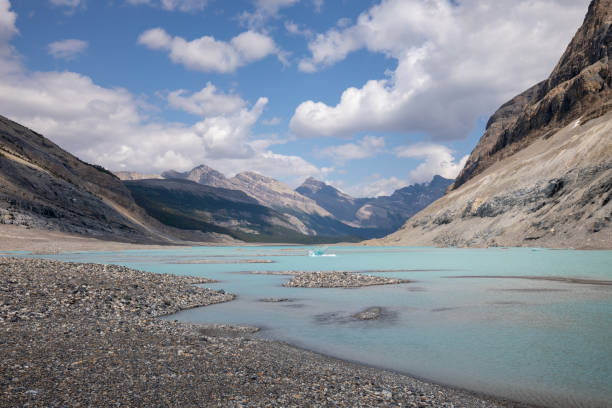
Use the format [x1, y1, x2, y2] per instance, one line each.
[453, 0, 611, 190]
[0, 115, 228, 244]
[297, 175, 453, 233]
[376, 0, 612, 249]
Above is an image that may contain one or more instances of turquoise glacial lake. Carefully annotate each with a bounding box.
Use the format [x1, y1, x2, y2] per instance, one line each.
[37, 246, 612, 408]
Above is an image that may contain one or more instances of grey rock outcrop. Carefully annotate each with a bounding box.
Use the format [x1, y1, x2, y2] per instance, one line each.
[453, 0, 612, 189]
[376, 0, 612, 249]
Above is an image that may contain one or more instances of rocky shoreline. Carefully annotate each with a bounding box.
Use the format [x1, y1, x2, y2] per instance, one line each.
[1, 257, 531, 407]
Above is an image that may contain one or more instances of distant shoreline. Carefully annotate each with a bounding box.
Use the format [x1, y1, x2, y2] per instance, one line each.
[1, 224, 608, 254]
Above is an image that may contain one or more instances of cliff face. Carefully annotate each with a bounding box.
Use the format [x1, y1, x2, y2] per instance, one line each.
[453, 0, 611, 189]
[296, 177, 362, 222]
[377, 0, 612, 249]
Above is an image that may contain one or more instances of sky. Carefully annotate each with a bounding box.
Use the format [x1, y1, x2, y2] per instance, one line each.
[0, 0, 591, 197]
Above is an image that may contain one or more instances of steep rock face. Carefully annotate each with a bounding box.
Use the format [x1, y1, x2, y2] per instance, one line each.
[377, 1, 612, 249]
[297, 176, 453, 233]
[228, 171, 373, 237]
[454, 0, 611, 189]
[230, 172, 332, 218]
[0, 116, 184, 242]
[296, 177, 363, 221]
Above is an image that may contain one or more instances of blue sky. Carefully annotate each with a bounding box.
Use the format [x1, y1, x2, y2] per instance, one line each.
[0, 0, 589, 196]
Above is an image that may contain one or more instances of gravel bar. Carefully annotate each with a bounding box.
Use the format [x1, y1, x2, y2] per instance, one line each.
[1, 257, 532, 407]
[283, 271, 410, 288]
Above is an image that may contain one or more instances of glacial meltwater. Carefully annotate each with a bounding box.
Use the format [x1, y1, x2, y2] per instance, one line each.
[38, 246, 612, 408]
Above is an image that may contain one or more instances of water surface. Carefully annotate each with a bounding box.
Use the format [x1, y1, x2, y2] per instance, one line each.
[38, 246, 612, 408]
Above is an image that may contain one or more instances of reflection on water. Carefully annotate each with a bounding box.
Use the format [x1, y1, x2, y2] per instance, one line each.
[35, 246, 612, 408]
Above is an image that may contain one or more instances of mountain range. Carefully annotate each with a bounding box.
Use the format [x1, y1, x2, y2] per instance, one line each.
[121, 165, 451, 241]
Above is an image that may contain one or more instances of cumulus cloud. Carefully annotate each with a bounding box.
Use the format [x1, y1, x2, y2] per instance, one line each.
[240, 0, 304, 29]
[290, 0, 590, 141]
[319, 135, 385, 164]
[126, 0, 209, 12]
[285, 20, 313, 38]
[0, 1, 327, 181]
[0, 0, 17, 41]
[0, 68, 329, 180]
[167, 83, 246, 116]
[0, 0, 19, 75]
[138, 28, 280, 73]
[48, 39, 88, 60]
[395, 143, 468, 183]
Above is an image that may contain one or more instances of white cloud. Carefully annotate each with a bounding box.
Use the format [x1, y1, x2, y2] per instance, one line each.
[49, 0, 81, 6]
[319, 135, 385, 164]
[340, 176, 408, 198]
[240, 0, 300, 29]
[290, 0, 590, 141]
[255, 0, 299, 14]
[395, 143, 468, 183]
[0, 0, 16, 37]
[0, 66, 332, 182]
[167, 83, 246, 116]
[192, 97, 268, 158]
[0, 1, 330, 185]
[285, 20, 313, 38]
[0, 0, 20, 76]
[126, 0, 208, 12]
[48, 39, 88, 60]
[323, 142, 468, 198]
[261, 116, 281, 125]
[138, 28, 280, 73]
[0, 1, 324, 180]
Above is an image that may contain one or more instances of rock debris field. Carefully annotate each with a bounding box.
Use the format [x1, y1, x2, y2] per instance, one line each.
[283, 271, 409, 288]
[1, 257, 532, 407]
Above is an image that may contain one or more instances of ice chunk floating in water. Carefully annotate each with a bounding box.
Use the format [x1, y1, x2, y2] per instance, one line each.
[308, 246, 336, 257]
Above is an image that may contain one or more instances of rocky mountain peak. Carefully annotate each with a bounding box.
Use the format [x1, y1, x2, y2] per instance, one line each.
[162, 164, 233, 189]
[453, 0, 611, 190]
[547, 0, 611, 88]
[298, 177, 340, 196]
